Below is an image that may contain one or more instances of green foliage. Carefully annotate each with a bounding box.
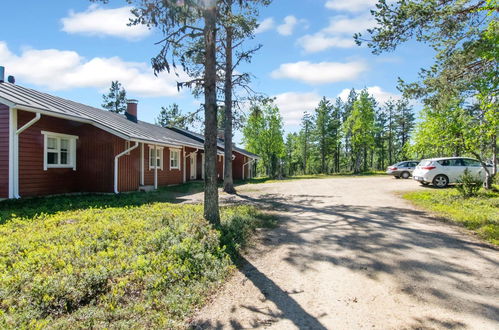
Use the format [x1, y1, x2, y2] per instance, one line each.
[456, 168, 483, 198]
[243, 98, 285, 178]
[0, 201, 273, 328]
[156, 103, 198, 129]
[404, 188, 499, 245]
[359, 0, 498, 188]
[102, 81, 127, 114]
[343, 90, 376, 173]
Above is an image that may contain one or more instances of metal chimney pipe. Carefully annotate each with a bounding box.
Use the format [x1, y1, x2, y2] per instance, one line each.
[0, 66, 5, 83]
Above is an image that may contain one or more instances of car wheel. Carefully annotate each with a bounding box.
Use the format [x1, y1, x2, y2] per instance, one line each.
[401, 171, 410, 179]
[432, 174, 449, 188]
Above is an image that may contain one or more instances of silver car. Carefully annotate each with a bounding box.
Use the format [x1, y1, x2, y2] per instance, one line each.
[386, 161, 420, 179]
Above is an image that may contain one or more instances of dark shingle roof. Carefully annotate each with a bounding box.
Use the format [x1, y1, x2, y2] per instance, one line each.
[0, 82, 202, 148]
[0, 82, 258, 158]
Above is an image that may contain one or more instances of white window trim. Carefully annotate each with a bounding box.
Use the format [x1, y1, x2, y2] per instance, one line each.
[148, 145, 164, 170]
[41, 131, 78, 171]
[170, 148, 181, 170]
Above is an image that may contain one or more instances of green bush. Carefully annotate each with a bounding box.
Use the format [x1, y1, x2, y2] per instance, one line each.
[456, 168, 483, 198]
[404, 189, 499, 245]
[0, 203, 272, 328]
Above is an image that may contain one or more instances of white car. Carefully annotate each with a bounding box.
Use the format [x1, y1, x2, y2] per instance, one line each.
[412, 157, 490, 188]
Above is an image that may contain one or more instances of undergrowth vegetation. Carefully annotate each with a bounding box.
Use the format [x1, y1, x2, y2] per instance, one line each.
[404, 187, 499, 245]
[0, 202, 275, 328]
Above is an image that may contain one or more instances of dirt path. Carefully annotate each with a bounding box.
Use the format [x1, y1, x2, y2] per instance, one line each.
[191, 177, 499, 329]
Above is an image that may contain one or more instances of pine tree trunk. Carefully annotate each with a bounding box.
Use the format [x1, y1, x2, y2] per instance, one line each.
[203, 5, 220, 225]
[223, 14, 236, 194]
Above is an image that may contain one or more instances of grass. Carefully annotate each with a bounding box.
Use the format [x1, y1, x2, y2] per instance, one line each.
[403, 187, 499, 245]
[0, 192, 276, 328]
[0, 182, 210, 225]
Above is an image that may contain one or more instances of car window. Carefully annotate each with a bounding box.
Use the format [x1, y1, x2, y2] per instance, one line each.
[438, 159, 450, 166]
[462, 159, 481, 167]
[438, 159, 463, 166]
[410, 162, 419, 167]
[398, 162, 407, 167]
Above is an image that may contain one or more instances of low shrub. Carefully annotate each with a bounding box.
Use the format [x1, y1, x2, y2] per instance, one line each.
[0, 203, 273, 328]
[455, 168, 483, 198]
[404, 189, 499, 245]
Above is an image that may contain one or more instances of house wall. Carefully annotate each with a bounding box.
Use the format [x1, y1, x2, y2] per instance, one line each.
[217, 155, 224, 180]
[143, 145, 184, 186]
[15, 110, 139, 197]
[0, 105, 9, 198]
[232, 152, 248, 180]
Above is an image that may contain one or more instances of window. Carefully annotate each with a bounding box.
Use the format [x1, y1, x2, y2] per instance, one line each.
[170, 149, 180, 169]
[149, 146, 164, 170]
[462, 159, 481, 167]
[42, 131, 78, 170]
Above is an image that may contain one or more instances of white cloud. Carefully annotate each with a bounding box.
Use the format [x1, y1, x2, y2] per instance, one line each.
[297, 15, 375, 52]
[325, 0, 378, 13]
[255, 17, 275, 34]
[277, 16, 298, 36]
[61, 4, 151, 40]
[297, 34, 356, 52]
[323, 15, 376, 34]
[0, 41, 185, 98]
[274, 92, 322, 126]
[337, 86, 401, 104]
[271, 61, 368, 85]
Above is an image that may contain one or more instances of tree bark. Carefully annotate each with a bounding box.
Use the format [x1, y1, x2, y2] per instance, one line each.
[203, 5, 220, 225]
[223, 8, 236, 194]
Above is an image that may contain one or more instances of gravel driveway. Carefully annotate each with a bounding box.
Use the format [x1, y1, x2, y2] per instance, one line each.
[191, 176, 499, 329]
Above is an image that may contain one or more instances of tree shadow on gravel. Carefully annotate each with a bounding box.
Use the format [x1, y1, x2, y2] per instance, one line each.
[225, 192, 499, 326]
[192, 256, 328, 329]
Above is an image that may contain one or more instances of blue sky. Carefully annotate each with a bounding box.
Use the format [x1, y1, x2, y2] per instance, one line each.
[1, 0, 434, 144]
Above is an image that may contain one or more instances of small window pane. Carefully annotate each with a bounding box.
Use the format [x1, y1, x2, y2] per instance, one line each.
[60, 151, 69, 165]
[47, 137, 57, 150]
[60, 139, 69, 151]
[48, 152, 58, 165]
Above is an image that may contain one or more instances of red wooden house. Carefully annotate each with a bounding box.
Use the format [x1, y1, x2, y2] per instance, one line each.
[0, 78, 258, 199]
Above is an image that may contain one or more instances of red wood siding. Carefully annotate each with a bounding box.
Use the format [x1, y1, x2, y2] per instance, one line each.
[116, 140, 140, 192]
[0, 105, 9, 198]
[18, 111, 80, 196]
[217, 155, 224, 180]
[143, 146, 184, 186]
[232, 152, 247, 180]
[16, 110, 140, 197]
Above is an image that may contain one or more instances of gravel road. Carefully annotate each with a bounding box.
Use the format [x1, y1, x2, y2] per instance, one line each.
[191, 176, 499, 329]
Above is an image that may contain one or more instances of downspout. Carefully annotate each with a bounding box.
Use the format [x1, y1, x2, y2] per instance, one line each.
[154, 145, 158, 190]
[140, 143, 144, 186]
[184, 149, 198, 182]
[13, 111, 41, 198]
[114, 141, 139, 194]
[242, 158, 254, 180]
[182, 146, 186, 183]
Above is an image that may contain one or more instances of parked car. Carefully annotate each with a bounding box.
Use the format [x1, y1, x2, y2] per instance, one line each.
[386, 161, 420, 179]
[412, 157, 491, 188]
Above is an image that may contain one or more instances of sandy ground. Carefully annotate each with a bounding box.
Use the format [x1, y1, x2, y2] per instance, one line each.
[189, 176, 499, 330]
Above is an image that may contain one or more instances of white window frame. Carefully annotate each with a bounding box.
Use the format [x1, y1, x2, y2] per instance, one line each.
[170, 148, 181, 170]
[41, 131, 78, 171]
[149, 145, 164, 170]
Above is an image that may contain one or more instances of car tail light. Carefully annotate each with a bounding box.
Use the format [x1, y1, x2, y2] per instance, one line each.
[390, 167, 397, 170]
[422, 166, 436, 170]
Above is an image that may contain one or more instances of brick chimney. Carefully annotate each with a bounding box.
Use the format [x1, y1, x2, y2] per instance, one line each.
[125, 99, 138, 123]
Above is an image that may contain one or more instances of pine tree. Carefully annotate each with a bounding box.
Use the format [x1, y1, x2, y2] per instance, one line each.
[102, 81, 127, 114]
